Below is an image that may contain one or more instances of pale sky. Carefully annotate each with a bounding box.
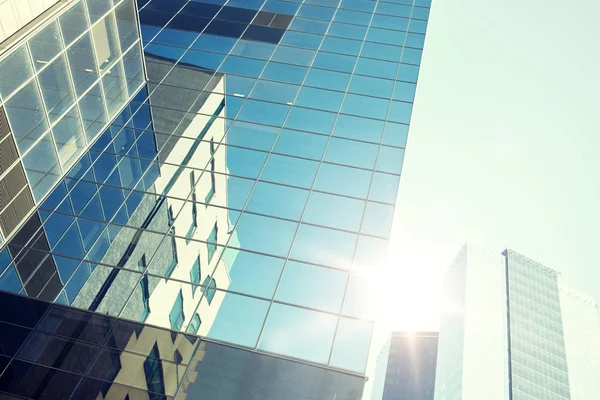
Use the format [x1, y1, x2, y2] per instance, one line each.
[388, 0, 600, 330]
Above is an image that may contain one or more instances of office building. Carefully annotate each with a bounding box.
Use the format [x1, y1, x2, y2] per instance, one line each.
[0, 0, 431, 398]
[434, 245, 600, 400]
[382, 332, 438, 400]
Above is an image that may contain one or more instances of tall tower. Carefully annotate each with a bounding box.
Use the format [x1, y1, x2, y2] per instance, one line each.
[0, 0, 432, 398]
[435, 245, 600, 400]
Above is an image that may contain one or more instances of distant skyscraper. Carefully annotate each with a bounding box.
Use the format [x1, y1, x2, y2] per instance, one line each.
[383, 332, 438, 400]
[435, 245, 600, 400]
[0, 0, 431, 398]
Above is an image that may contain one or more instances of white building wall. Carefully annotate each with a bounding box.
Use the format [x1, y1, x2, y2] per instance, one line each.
[435, 245, 508, 400]
[147, 79, 231, 335]
[0, 0, 60, 43]
[559, 284, 600, 400]
[461, 247, 507, 400]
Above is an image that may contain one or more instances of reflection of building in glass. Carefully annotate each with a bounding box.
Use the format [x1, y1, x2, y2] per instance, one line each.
[435, 245, 600, 400]
[383, 332, 438, 400]
[0, 0, 433, 398]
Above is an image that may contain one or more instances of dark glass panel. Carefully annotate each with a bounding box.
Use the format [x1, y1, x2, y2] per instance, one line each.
[181, 1, 221, 18]
[0, 291, 49, 328]
[167, 13, 210, 33]
[37, 305, 114, 344]
[242, 25, 285, 44]
[216, 6, 256, 23]
[204, 19, 247, 38]
[0, 322, 30, 357]
[16, 331, 100, 374]
[0, 359, 80, 400]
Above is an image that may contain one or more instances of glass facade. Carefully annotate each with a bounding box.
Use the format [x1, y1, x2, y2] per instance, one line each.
[505, 250, 571, 400]
[0, 0, 431, 397]
[383, 332, 438, 400]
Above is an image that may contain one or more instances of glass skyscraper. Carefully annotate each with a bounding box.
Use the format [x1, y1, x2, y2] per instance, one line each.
[382, 332, 438, 400]
[0, 0, 431, 398]
[435, 246, 600, 400]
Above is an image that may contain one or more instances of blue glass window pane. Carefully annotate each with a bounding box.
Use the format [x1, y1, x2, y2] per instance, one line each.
[273, 129, 328, 160]
[341, 0, 374, 12]
[291, 224, 356, 269]
[397, 63, 420, 82]
[366, 27, 406, 47]
[246, 182, 308, 220]
[388, 101, 413, 124]
[207, 224, 218, 262]
[376, 2, 411, 17]
[371, 14, 409, 31]
[295, 87, 344, 113]
[393, 81, 417, 102]
[320, 36, 362, 56]
[169, 291, 185, 331]
[305, 68, 350, 92]
[328, 22, 367, 41]
[231, 40, 276, 60]
[284, 107, 336, 135]
[262, 62, 307, 84]
[402, 48, 423, 65]
[376, 146, 405, 174]
[190, 258, 200, 294]
[187, 314, 201, 334]
[226, 146, 267, 179]
[289, 17, 329, 34]
[325, 137, 378, 169]
[237, 100, 290, 126]
[315, 163, 372, 199]
[225, 121, 279, 151]
[179, 48, 225, 73]
[219, 56, 266, 78]
[355, 57, 398, 80]
[303, 192, 365, 232]
[382, 122, 409, 147]
[205, 291, 269, 348]
[409, 18, 428, 34]
[361, 42, 402, 62]
[370, 172, 400, 203]
[406, 32, 426, 49]
[312, 52, 356, 73]
[333, 114, 384, 143]
[0, 266, 22, 293]
[153, 27, 199, 47]
[334, 9, 371, 26]
[249, 80, 298, 104]
[191, 34, 237, 53]
[341, 94, 389, 120]
[361, 202, 394, 237]
[259, 303, 337, 364]
[233, 213, 296, 257]
[261, 154, 319, 189]
[412, 6, 430, 20]
[275, 261, 347, 313]
[271, 46, 316, 67]
[348, 75, 394, 98]
[280, 31, 323, 50]
[297, 4, 336, 20]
